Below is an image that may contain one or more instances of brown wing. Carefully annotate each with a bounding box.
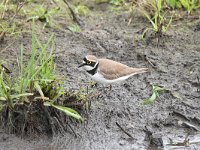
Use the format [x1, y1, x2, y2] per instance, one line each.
[98, 59, 148, 80]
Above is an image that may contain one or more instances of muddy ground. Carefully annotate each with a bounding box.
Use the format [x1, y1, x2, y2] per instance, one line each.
[0, 4, 200, 150]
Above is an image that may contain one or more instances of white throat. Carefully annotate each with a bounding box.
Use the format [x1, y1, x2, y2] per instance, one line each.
[83, 65, 94, 71]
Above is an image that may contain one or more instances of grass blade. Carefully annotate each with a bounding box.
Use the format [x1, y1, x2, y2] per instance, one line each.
[50, 103, 83, 121]
[11, 93, 34, 99]
[34, 81, 44, 97]
[157, 0, 162, 12]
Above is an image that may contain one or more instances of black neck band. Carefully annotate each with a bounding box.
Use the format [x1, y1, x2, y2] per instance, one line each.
[87, 63, 98, 75]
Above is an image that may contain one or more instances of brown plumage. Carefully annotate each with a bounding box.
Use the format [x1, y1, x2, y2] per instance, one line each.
[98, 59, 148, 80]
[79, 55, 148, 84]
[86, 55, 98, 61]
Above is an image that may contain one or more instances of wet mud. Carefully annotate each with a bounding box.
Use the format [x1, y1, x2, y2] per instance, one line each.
[0, 7, 200, 150]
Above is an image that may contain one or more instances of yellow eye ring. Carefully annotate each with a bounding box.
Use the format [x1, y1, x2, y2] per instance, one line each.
[87, 61, 91, 64]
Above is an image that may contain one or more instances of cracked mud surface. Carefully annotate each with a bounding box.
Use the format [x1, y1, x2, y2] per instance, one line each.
[0, 7, 200, 150]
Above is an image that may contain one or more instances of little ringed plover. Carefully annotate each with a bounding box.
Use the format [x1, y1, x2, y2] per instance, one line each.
[78, 55, 148, 85]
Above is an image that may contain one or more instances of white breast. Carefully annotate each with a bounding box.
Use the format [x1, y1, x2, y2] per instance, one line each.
[88, 72, 134, 85]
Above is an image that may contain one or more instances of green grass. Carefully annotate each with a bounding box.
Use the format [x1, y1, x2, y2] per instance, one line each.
[138, 0, 173, 38]
[67, 24, 81, 33]
[74, 4, 89, 16]
[132, 0, 199, 40]
[26, 5, 60, 29]
[179, 0, 200, 14]
[166, 0, 200, 14]
[166, 0, 182, 9]
[110, 0, 125, 6]
[0, 22, 83, 122]
[0, 0, 77, 38]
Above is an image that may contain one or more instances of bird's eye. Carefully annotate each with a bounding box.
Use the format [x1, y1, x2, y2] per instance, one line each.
[87, 61, 91, 64]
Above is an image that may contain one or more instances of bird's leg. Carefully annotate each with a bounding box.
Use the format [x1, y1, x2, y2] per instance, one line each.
[109, 85, 112, 91]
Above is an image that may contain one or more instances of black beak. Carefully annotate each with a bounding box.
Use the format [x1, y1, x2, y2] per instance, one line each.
[78, 63, 85, 68]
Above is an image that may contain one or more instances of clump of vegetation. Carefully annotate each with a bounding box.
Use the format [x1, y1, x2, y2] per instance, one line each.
[74, 4, 89, 16]
[0, 1, 25, 40]
[139, 0, 200, 38]
[137, 0, 173, 40]
[67, 23, 81, 33]
[110, 0, 125, 6]
[0, 0, 84, 41]
[0, 23, 86, 137]
[166, 0, 200, 14]
[125, 0, 199, 44]
[26, 5, 60, 28]
[143, 85, 165, 105]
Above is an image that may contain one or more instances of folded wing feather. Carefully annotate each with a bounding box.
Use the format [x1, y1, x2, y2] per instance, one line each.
[98, 59, 148, 80]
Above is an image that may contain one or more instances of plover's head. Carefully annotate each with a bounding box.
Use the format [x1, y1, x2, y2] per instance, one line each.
[78, 55, 98, 71]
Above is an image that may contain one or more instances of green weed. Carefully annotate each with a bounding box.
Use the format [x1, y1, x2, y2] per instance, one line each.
[44, 102, 83, 121]
[26, 5, 60, 28]
[166, 0, 182, 9]
[0, 0, 74, 37]
[143, 85, 165, 105]
[67, 24, 81, 33]
[179, 0, 200, 14]
[138, 0, 173, 38]
[74, 4, 89, 16]
[0, 22, 83, 122]
[166, 0, 200, 14]
[95, 0, 110, 3]
[110, 0, 125, 6]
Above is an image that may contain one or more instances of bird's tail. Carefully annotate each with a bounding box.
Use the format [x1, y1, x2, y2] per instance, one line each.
[132, 67, 149, 75]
